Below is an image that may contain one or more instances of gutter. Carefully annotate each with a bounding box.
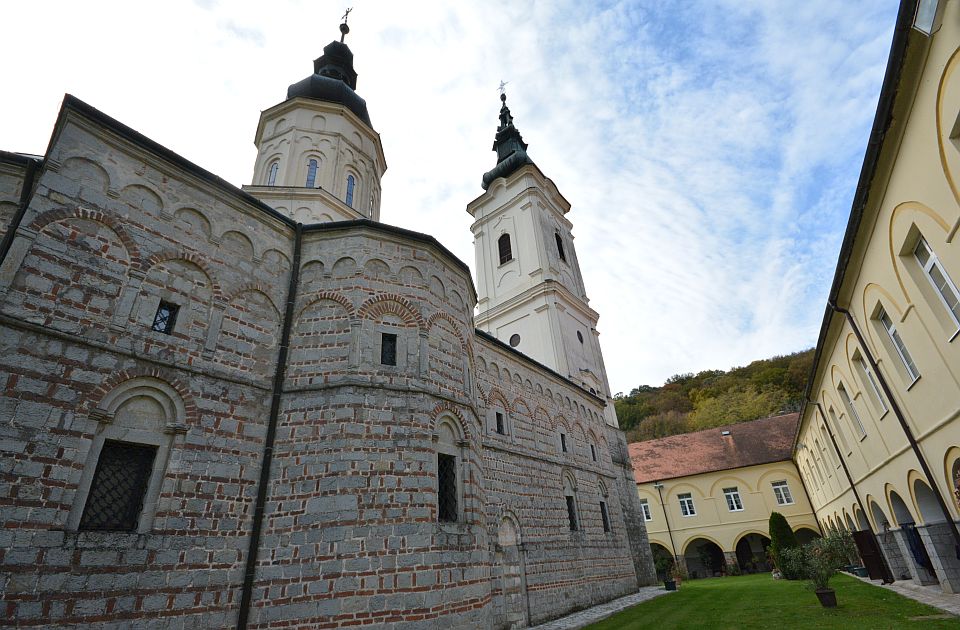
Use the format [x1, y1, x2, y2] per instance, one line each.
[236, 223, 303, 629]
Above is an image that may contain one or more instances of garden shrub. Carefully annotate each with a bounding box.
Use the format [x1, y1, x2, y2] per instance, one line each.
[768, 512, 800, 576]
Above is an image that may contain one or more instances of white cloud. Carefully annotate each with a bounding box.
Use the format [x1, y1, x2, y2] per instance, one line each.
[0, 0, 899, 393]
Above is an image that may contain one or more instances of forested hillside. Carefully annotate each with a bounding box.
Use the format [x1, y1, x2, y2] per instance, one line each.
[615, 349, 814, 443]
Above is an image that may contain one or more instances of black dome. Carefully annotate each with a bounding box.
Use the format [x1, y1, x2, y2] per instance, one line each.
[286, 40, 373, 128]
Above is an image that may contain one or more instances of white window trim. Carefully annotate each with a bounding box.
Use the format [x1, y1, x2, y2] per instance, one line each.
[678, 493, 696, 517]
[723, 487, 744, 512]
[878, 307, 921, 383]
[772, 481, 794, 505]
[855, 354, 888, 416]
[914, 236, 960, 338]
[837, 383, 867, 439]
[639, 498, 652, 521]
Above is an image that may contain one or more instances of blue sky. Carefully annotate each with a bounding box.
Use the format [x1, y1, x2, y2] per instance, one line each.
[0, 0, 900, 393]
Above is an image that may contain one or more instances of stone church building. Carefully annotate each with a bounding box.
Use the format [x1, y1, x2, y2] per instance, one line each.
[0, 23, 656, 629]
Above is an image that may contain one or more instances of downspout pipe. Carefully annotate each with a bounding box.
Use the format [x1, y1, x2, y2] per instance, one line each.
[813, 400, 893, 581]
[0, 158, 40, 267]
[654, 482, 679, 566]
[827, 301, 960, 556]
[237, 223, 303, 629]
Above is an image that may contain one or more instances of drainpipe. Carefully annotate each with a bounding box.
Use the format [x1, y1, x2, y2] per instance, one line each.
[654, 481, 679, 566]
[237, 223, 303, 629]
[827, 301, 960, 555]
[0, 158, 40, 266]
[813, 400, 893, 581]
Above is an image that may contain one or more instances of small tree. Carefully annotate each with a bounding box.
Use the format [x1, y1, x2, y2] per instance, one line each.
[769, 512, 800, 576]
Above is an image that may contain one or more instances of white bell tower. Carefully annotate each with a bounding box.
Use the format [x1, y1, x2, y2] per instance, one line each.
[467, 94, 618, 426]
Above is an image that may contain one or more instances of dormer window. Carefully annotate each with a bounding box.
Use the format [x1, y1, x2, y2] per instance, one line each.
[498, 233, 513, 265]
[555, 232, 566, 262]
[346, 174, 356, 207]
[305, 159, 319, 188]
[267, 162, 279, 186]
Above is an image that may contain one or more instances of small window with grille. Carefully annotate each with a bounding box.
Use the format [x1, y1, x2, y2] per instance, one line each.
[565, 495, 578, 531]
[79, 441, 157, 532]
[600, 500, 611, 532]
[380, 332, 397, 366]
[437, 453, 458, 522]
[151, 300, 180, 334]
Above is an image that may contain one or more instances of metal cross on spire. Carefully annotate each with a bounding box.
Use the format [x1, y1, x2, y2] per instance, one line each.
[498, 80, 509, 96]
[342, 7, 353, 24]
[340, 7, 353, 42]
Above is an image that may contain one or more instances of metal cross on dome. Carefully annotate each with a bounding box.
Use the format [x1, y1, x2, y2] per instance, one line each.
[498, 80, 509, 96]
[342, 7, 352, 24]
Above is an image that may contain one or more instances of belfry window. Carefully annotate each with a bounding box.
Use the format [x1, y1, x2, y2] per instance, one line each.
[267, 161, 279, 186]
[877, 307, 920, 382]
[498, 233, 513, 264]
[555, 232, 566, 262]
[305, 159, 319, 188]
[346, 174, 356, 207]
[914, 236, 960, 331]
[79, 441, 157, 531]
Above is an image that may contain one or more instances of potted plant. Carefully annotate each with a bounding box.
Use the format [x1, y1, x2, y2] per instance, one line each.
[655, 555, 675, 590]
[806, 530, 851, 608]
[666, 563, 687, 591]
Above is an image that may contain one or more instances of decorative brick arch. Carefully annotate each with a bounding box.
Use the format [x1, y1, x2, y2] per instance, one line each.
[225, 282, 282, 318]
[142, 250, 224, 301]
[431, 401, 474, 443]
[86, 366, 198, 423]
[425, 311, 470, 355]
[296, 290, 356, 320]
[486, 387, 510, 410]
[512, 398, 531, 417]
[358, 294, 425, 330]
[26, 207, 143, 269]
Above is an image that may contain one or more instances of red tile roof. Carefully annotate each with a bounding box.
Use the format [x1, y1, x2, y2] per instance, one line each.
[629, 412, 800, 484]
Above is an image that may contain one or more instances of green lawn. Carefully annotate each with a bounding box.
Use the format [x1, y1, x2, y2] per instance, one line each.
[586, 573, 960, 629]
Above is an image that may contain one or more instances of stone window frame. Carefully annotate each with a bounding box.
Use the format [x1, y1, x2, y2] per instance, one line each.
[372, 318, 410, 373]
[435, 415, 468, 529]
[562, 470, 580, 533]
[488, 404, 512, 438]
[598, 479, 611, 533]
[68, 377, 187, 535]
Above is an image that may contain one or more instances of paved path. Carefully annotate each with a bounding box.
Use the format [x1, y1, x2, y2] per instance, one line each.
[853, 574, 960, 617]
[529, 586, 673, 630]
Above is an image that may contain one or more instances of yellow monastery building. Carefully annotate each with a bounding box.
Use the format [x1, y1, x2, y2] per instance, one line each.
[795, 0, 960, 594]
[631, 414, 819, 578]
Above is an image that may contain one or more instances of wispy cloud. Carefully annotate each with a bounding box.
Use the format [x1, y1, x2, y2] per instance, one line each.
[0, 0, 899, 393]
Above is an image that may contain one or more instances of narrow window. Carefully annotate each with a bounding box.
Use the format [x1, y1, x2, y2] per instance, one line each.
[772, 481, 794, 505]
[855, 354, 887, 414]
[914, 236, 960, 329]
[495, 411, 505, 435]
[577, 331, 584, 344]
[560, 433, 567, 453]
[437, 453, 457, 522]
[878, 307, 920, 382]
[79, 441, 157, 531]
[267, 161, 279, 186]
[346, 174, 356, 207]
[498, 233, 513, 264]
[565, 495, 578, 531]
[639, 498, 652, 521]
[600, 500, 611, 532]
[806, 462, 819, 490]
[819, 425, 837, 468]
[151, 300, 179, 334]
[590, 444, 597, 462]
[380, 332, 397, 366]
[305, 158, 318, 188]
[838, 383, 866, 439]
[828, 407, 851, 454]
[678, 493, 696, 517]
[555, 232, 566, 262]
[723, 487, 743, 511]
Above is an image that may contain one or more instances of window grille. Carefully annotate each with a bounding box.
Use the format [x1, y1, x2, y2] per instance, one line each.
[306, 158, 318, 188]
[437, 453, 458, 522]
[772, 481, 794, 505]
[723, 487, 743, 511]
[498, 234, 512, 264]
[639, 499, 652, 521]
[678, 493, 696, 517]
[346, 174, 356, 207]
[79, 441, 157, 531]
[381, 332, 397, 366]
[495, 411, 505, 435]
[555, 233, 566, 262]
[565, 495, 578, 531]
[600, 500, 611, 532]
[151, 301, 180, 334]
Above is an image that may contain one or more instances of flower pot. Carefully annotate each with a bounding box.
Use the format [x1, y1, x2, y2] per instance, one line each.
[853, 567, 869, 578]
[664, 579, 677, 591]
[815, 588, 837, 608]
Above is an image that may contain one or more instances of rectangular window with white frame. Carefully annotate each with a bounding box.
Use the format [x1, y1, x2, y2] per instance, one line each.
[914, 236, 960, 334]
[678, 492, 696, 517]
[772, 481, 794, 505]
[723, 487, 744, 512]
[877, 307, 920, 383]
[837, 382, 866, 439]
[854, 353, 887, 415]
[639, 498, 652, 521]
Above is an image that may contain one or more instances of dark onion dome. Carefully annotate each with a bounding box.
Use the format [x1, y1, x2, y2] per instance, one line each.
[287, 39, 372, 128]
[481, 93, 535, 190]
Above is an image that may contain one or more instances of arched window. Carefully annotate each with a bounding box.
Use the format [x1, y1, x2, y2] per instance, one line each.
[914, 235, 960, 329]
[563, 473, 579, 531]
[266, 161, 279, 186]
[345, 174, 356, 207]
[436, 417, 463, 523]
[555, 232, 566, 262]
[599, 480, 611, 532]
[498, 233, 513, 265]
[305, 159, 319, 188]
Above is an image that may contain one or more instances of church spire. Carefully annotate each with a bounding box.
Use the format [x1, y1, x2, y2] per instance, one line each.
[481, 91, 536, 190]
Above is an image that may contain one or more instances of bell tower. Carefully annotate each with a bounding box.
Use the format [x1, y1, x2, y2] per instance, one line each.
[244, 18, 387, 223]
[467, 93, 618, 426]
